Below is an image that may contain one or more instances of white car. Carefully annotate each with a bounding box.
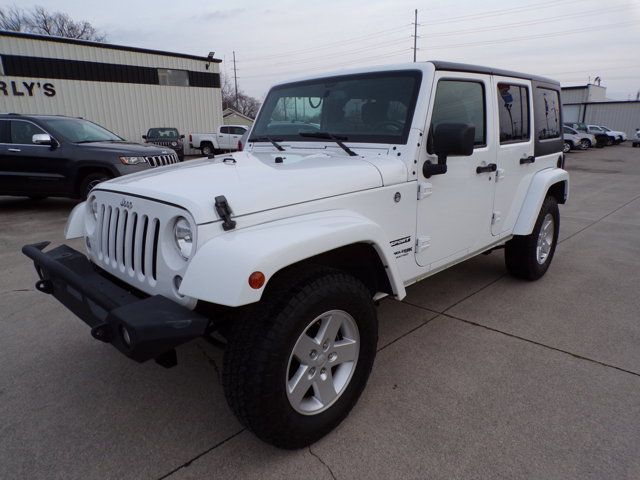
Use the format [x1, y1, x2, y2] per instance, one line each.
[563, 126, 595, 151]
[24, 61, 569, 449]
[599, 125, 626, 142]
[189, 124, 249, 155]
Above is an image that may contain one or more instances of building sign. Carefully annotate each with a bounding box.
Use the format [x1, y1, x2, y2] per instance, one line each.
[0, 80, 56, 97]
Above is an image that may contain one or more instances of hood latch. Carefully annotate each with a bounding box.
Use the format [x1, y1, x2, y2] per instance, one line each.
[215, 195, 236, 231]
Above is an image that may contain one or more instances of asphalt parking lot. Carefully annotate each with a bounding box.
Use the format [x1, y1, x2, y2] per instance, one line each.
[2, 143, 640, 479]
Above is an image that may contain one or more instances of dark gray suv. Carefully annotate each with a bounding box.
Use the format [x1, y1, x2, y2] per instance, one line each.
[0, 114, 179, 200]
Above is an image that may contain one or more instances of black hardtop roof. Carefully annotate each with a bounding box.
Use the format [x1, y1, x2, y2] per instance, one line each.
[0, 30, 222, 63]
[431, 60, 560, 86]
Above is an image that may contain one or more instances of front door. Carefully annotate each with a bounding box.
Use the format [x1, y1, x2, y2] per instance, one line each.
[415, 72, 497, 270]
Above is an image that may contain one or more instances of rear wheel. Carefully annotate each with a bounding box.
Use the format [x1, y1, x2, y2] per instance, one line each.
[606, 136, 614, 146]
[222, 267, 377, 449]
[563, 141, 571, 153]
[80, 172, 112, 200]
[505, 196, 559, 280]
[201, 143, 214, 156]
[579, 139, 590, 150]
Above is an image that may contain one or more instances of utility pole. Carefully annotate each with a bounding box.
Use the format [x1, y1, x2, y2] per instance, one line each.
[413, 9, 418, 62]
[233, 51, 239, 109]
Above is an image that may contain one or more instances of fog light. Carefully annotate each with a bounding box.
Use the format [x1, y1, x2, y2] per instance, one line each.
[120, 325, 132, 347]
[248, 271, 265, 289]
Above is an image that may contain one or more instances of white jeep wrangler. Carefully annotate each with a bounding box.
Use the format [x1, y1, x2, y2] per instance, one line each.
[24, 61, 568, 449]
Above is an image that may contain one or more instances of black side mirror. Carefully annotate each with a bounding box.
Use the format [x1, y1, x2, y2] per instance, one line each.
[142, 135, 147, 140]
[180, 134, 185, 139]
[423, 123, 475, 177]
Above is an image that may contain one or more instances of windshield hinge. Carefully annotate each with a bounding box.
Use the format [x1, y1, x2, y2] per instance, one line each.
[417, 182, 432, 200]
[215, 195, 236, 231]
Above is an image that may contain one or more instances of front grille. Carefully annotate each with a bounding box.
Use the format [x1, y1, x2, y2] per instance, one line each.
[150, 140, 180, 148]
[96, 204, 160, 282]
[145, 153, 179, 167]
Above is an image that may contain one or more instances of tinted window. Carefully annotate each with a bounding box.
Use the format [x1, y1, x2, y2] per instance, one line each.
[252, 71, 422, 144]
[0, 120, 9, 143]
[220, 126, 230, 134]
[10, 120, 46, 144]
[563, 127, 573, 134]
[232, 127, 247, 135]
[158, 69, 189, 86]
[534, 87, 561, 140]
[430, 80, 485, 146]
[497, 84, 529, 143]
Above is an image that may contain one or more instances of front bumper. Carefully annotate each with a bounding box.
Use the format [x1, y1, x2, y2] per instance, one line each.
[22, 242, 210, 365]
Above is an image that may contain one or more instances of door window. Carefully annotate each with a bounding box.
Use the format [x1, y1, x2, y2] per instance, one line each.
[220, 126, 231, 134]
[10, 120, 47, 145]
[430, 80, 486, 147]
[534, 88, 561, 140]
[497, 84, 529, 143]
[231, 127, 247, 135]
[0, 120, 9, 143]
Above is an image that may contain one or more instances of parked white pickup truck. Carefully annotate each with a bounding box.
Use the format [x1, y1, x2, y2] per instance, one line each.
[189, 125, 249, 155]
[24, 61, 568, 450]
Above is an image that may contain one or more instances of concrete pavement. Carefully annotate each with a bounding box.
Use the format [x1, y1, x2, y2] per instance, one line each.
[1, 143, 639, 479]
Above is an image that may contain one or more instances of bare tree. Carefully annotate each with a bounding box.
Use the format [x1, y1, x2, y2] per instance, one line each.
[220, 73, 261, 119]
[0, 5, 107, 42]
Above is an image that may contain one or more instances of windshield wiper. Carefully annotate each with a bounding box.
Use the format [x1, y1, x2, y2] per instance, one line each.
[298, 132, 357, 157]
[248, 136, 285, 151]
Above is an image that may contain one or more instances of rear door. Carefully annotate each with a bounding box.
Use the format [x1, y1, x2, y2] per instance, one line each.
[491, 77, 534, 235]
[218, 126, 232, 149]
[415, 72, 497, 270]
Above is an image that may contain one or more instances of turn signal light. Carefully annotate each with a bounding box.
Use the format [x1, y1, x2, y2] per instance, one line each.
[248, 271, 265, 289]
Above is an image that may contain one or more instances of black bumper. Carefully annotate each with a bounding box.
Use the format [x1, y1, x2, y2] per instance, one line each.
[22, 242, 210, 364]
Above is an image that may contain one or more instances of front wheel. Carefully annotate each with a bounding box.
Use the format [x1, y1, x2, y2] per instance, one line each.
[579, 139, 591, 150]
[80, 172, 112, 200]
[505, 196, 559, 280]
[222, 267, 377, 449]
[563, 141, 571, 153]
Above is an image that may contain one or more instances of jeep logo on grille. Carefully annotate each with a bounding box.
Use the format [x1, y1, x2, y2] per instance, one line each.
[120, 198, 133, 209]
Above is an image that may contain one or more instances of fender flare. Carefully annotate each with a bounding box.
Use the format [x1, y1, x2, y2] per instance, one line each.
[180, 210, 406, 307]
[65, 201, 87, 239]
[512, 168, 569, 236]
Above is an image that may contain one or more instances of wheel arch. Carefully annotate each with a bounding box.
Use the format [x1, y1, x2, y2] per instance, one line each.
[74, 165, 116, 195]
[512, 168, 569, 236]
[180, 210, 406, 307]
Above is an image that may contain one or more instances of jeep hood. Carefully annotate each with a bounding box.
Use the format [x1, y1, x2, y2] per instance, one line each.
[97, 151, 385, 224]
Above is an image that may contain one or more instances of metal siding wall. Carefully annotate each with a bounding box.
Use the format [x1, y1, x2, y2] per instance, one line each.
[1, 36, 222, 154]
[561, 88, 588, 104]
[0, 79, 222, 154]
[584, 103, 640, 138]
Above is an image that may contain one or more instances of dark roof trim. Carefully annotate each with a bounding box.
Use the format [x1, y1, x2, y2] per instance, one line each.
[563, 100, 640, 105]
[561, 85, 589, 90]
[0, 30, 222, 63]
[430, 60, 559, 85]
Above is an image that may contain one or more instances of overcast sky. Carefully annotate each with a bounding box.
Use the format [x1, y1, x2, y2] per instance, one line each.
[4, 0, 640, 100]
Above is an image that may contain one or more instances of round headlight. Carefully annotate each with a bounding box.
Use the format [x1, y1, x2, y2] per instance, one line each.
[171, 141, 178, 147]
[174, 217, 193, 260]
[89, 196, 98, 220]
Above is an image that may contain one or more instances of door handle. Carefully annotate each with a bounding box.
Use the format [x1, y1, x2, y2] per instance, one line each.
[476, 163, 497, 174]
[8, 148, 21, 152]
[520, 155, 535, 164]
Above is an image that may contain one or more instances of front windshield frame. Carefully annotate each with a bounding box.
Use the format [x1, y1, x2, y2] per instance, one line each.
[252, 70, 423, 145]
[41, 117, 124, 143]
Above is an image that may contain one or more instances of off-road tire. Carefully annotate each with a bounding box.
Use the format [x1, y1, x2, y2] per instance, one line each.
[80, 172, 112, 200]
[505, 196, 559, 280]
[222, 266, 377, 449]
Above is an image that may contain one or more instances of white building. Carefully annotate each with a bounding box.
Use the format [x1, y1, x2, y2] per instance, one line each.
[561, 84, 640, 137]
[0, 31, 223, 154]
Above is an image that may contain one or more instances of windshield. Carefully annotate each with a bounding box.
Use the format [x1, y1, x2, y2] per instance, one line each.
[42, 117, 123, 143]
[147, 128, 179, 138]
[252, 71, 422, 144]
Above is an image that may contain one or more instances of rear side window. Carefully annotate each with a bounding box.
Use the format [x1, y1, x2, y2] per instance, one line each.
[534, 87, 561, 140]
[497, 84, 529, 143]
[0, 120, 9, 143]
[430, 80, 486, 146]
[220, 126, 230, 134]
[231, 127, 247, 135]
[10, 120, 47, 144]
